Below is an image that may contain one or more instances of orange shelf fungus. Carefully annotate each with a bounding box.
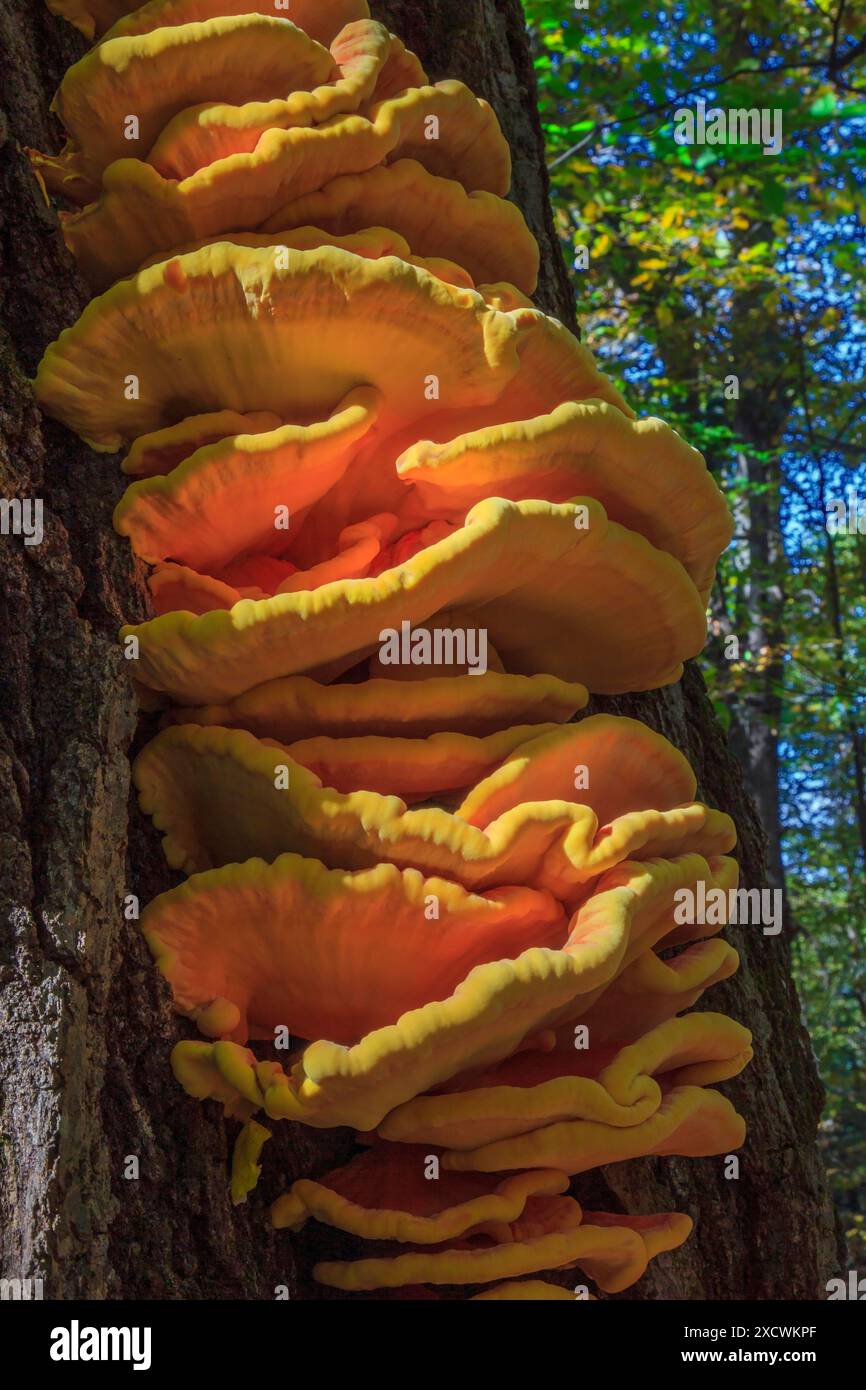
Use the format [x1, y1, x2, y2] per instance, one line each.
[144, 23, 428, 185]
[230, 1118, 271, 1205]
[35, 15, 342, 201]
[47, 0, 371, 44]
[455, 713, 699, 828]
[377, 1013, 752, 1151]
[34, 0, 748, 1300]
[132, 722, 736, 890]
[397, 400, 733, 605]
[160, 671, 589, 742]
[167, 854, 741, 1132]
[119, 498, 706, 698]
[576, 938, 742, 1043]
[35, 12, 513, 290]
[120, 408, 283, 478]
[142, 854, 569, 1043]
[31, 241, 724, 698]
[440, 1083, 746, 1177]
[310, 1194, 692, 1294]
[258, 160, 541, 293]
[34, 244, 627, 450]
[276, 724, 568, 802]
[271, 1146, 571, 1243]
[113, 381, 384, 573]
[268, 1142, 692, 1294]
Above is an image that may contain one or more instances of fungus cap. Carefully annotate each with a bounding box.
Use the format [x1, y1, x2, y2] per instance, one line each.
[260, 160, 540, 293]
[398, 399, 733, 603]
[132, 723, 736, 893]
[311, 1197, 692, 1293]
[35, 242, 624, 450]
[230, 1119, 271, 1205]
[113, 384, 382, 571]
[57, 81, 511, 286]
[456, 714, 698, 829]
[440, 1083, 746, 1177]
[377, 1012, 752, 1151]
[44, 15, 339, 195]
[145, 24, 428, 182]
[160, 670, 589, 739]
[169, 853, 740, 1131]
[142, 853, 569, 1044]
[280, 723, 565, 802]
[578, 938, 742, 1043]
[121, 499, 706, 702]
[48, 0, 371, 44]
[271, 1145, 570, 1243]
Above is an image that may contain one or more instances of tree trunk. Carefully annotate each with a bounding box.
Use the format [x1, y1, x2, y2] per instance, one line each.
[0, 0, 843, 1300]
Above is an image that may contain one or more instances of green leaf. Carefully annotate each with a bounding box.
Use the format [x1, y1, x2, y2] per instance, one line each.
[809, 92, 837, 117]
[760, 178, 786, 214]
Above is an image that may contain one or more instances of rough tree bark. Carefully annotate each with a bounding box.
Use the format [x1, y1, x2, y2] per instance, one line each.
[0, 0, 843, 1300]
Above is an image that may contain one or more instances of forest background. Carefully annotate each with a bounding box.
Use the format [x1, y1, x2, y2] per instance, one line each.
[525, 0, 865, 1251]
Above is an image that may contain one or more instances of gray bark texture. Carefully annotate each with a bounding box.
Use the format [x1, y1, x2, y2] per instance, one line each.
[0, 0, 844, 1300]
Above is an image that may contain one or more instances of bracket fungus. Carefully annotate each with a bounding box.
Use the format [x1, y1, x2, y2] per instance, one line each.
[46, 0, 371, 44]
[33, 240, 723, 698]
[142, 853, 570, 1043]
[439, 1084, 746, 1177]
[376, 1013, 752, 1151]
[33, 0, 749, 1300]
[159, 671, 589, 743]
[268, 1142, 693, 1294]
[165, 852, 741, 1132]
[34, 8, 513, 290]
[132, 721, 736, 890]
[397, 400, 733, 605]
[258, 160, 542, 293]
[35, 14, 343, 199]
[310, 1196, 692, 1294]
[35, 243, 626, 450]
[271, 1149, 572, 1243]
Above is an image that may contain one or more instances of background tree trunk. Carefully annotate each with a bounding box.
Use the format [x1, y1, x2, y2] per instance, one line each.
[0, 0, 843, 1300]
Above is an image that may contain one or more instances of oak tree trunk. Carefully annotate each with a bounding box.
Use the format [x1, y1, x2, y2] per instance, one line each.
[0, 0, 843, 1300]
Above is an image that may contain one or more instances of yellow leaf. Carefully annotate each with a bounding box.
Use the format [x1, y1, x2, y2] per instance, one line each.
[630, 271, 652, 287]
[639, 258, 667, 270]
[660, 206, 682, 229]
[583, 201, 600, 220]
[592, 233, 612, 257]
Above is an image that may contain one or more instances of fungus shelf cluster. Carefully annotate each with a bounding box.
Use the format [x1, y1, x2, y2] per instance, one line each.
[35, 0, 748, 1300]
